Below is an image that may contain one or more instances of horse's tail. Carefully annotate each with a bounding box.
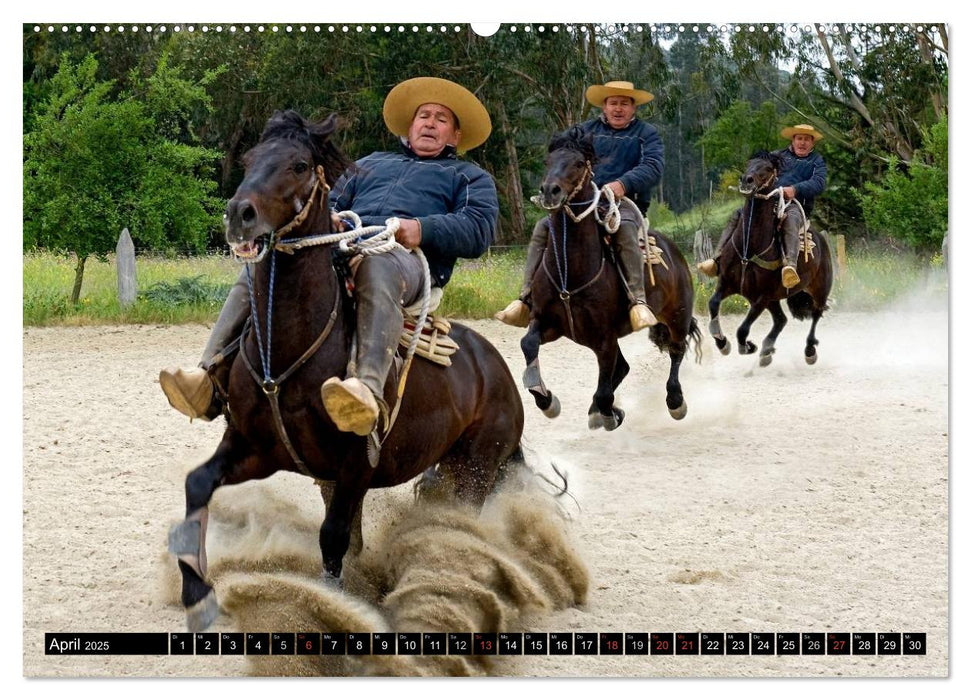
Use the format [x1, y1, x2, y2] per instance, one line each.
[786, 291, 816, 321]
[688, 316, 703, 364]
[497, 443, 579, 515]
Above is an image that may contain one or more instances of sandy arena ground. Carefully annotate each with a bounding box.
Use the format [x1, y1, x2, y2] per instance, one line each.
[22, 280, 948, 680]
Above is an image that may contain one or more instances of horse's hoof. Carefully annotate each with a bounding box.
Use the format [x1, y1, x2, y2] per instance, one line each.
[321, 570, 344, 590]
[668, 401, 687, 420]
[542, 394, 561, 419]
[759, 353, 773, 368]
[718, 340, 731, 356]
[805, 350, 818, 365]
[603, 407, 625, 431]
[185, 590, 219, 632]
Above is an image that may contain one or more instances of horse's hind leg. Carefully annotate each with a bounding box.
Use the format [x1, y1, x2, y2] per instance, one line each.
[665, 346, 688, 419]
[758, 300, 789, 367]
[318, 480, 363, 557]
[588, 341, 625, 431]
[805, 308, 823, 364]
[318, 477, 370, 582]
[521, 323, 560, 418]
[708, 282, 732, 355]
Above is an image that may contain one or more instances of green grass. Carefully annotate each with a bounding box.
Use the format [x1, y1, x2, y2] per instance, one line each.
[23, 250, 239, 326]
[23, 243, 947, 327]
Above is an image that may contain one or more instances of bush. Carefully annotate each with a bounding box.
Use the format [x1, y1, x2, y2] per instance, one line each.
[857, 114, 948, 251]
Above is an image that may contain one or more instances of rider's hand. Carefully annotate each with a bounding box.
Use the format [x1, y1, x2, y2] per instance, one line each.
[396, 219, 422, 249]
[606, 181, 626, 199]
[331, 212, 346, 232]
[783, 186, 796, 200]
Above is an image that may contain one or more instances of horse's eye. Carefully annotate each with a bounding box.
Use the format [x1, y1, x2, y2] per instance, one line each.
[293, 162, 309, 174]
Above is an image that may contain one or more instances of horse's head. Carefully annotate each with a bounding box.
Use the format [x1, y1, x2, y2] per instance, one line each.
[225, 110, 352, 261]
[739, 150, 784, 196]
[537, 126, 596, 210]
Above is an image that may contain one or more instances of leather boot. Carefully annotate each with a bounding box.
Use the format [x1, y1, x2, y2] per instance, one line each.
[322, 251, 418, 435]
[160, 270, 249, 420]
[698, 208, 741, 277]
[495, 219, 548, 327]
[780, 213, 802, 289]
[615, 222, 657, 331]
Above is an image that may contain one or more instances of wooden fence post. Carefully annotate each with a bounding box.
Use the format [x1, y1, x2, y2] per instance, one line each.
[834, 233, 848, 279]
[116, 228, 137, 308]
[693, 229, 712, 285]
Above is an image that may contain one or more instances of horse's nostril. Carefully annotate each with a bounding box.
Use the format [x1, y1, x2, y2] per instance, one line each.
[240, 203, 256, 224]
[550, 184, 562, 196]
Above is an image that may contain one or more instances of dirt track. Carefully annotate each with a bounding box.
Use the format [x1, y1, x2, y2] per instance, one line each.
[22, 280, 948, 678]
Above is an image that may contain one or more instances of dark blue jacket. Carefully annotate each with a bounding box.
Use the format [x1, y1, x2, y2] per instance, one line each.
[579, 116, 665, 211]
[773, 146, 827, 217]
[330, 143, 499, 287]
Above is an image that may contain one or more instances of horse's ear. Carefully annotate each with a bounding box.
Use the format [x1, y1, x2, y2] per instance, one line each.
[768, 151, 785, 171]
[312, 113, 339, 141]
[308, 114, 353, 187]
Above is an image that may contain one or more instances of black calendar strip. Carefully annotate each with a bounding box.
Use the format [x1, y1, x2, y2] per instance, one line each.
[44, 632, 927, 656]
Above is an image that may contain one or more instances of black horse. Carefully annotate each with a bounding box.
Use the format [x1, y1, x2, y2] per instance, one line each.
[168, 111, 524, 631]
[519, 127, 701, 430]
[707, 151, 834, 366]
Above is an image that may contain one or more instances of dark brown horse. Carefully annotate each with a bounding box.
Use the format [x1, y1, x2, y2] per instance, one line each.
[707, 151, 833, 366]
[520, 127, 701, 430]
[168, 110, 524, 631]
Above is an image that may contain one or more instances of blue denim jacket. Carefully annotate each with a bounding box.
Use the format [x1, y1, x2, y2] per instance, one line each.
[331, 143, 499, 287]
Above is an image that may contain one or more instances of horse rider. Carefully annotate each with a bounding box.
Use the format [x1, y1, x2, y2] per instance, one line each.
[698, 123, 828, 288]
[160, 77, 499, 437]
[494, 80, 664, 332]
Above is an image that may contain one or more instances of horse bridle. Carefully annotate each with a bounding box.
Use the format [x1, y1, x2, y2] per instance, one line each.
[237, 162, 341, 476]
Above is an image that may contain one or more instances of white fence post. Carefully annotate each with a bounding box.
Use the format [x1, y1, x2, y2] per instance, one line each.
[116, 227, 137, 308]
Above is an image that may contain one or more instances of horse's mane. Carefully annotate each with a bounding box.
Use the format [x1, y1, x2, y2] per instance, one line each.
[258, 110, 354, 187]
[750, 149, 785, 172]
[548, 126, 596, 163]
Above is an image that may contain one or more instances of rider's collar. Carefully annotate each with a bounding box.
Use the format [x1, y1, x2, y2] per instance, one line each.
[400, 138, 458, 160]
[600, 114, 636, 129]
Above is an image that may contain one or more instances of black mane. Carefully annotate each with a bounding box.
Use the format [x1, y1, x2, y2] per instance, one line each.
[258, 110, 353, 187]
[750, 149, 784, 172]
[548, 126, 596, 164]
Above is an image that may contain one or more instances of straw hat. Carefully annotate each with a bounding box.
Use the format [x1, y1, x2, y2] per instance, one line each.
[383, 77, 492, 153]
[781, 123, 824, 141]
[585, 80, 654, 107]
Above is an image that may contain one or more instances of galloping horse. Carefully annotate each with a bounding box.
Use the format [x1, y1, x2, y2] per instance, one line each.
[707, 151, 833, 366]
[519, 127, 701, 430]
[168, 110, 524, 631]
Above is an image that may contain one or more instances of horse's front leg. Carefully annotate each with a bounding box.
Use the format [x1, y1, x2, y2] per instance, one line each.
[708, 280, 732, 356]
[521, 322, 561, 419]
[736, 301, 767, 355]
[318, 475, 370, 583]
[168, 441, 236, 631]
[588, 340, 624, 431]
[758, 300, 789, 367]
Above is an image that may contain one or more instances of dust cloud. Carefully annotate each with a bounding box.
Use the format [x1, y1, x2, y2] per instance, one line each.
[160, 478, 589, 676]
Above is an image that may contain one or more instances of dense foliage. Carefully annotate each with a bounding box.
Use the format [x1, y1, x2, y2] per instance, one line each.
[23, 23, 948, 268]
[23, 51, 222, 301]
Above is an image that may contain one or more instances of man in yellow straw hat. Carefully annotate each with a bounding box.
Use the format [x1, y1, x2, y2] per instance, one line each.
[495, 80, 663, 332]
[160, 77, 498, 437]
[698, 123, 827, 288]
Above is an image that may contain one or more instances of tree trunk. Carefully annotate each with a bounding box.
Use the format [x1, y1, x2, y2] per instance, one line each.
[71, 254, 87, 306]
[915, 25, 945, 119]
[497, 102, 526, 244]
